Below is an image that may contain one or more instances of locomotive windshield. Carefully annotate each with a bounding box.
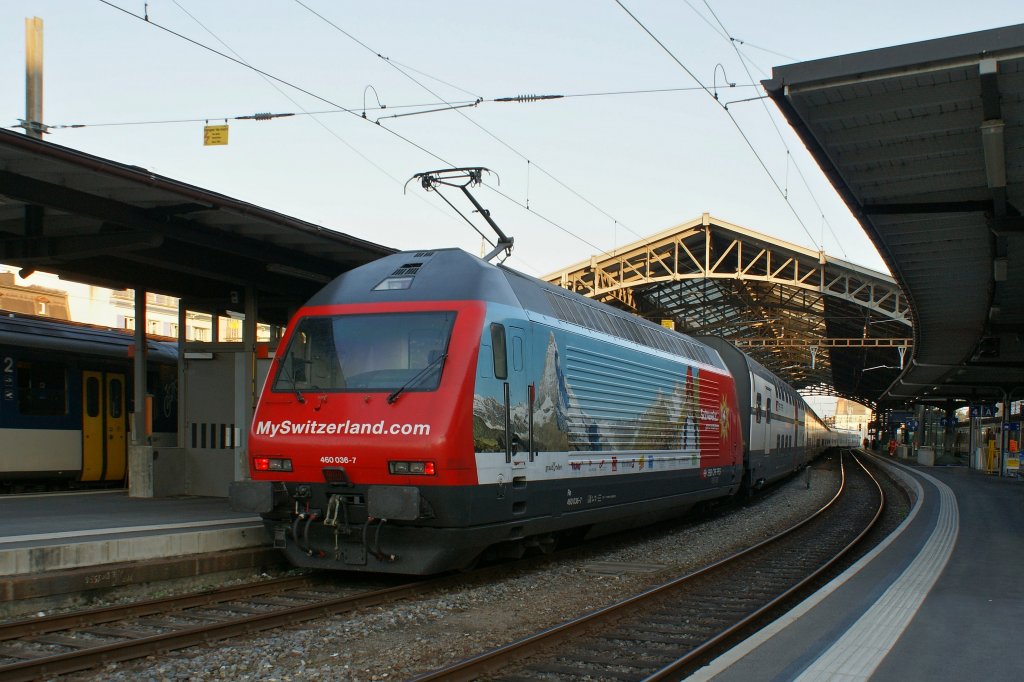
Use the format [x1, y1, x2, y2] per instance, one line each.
[272, 312, 455, 393]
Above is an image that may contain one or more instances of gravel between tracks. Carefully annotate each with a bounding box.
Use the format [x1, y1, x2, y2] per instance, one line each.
[62, 458, 842, 682]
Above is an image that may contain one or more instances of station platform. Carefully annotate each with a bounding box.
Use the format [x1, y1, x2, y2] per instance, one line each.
[693, 451, 1023, 681]
[0, 490, 274, 612]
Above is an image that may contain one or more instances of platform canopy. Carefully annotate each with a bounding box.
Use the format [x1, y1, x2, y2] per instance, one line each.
[0, 128, 394, 325]
[764, 24, 1024, 407]
[544, 213, 910, 408]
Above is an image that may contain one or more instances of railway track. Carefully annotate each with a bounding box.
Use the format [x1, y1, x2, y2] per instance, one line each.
[0, 572, 424, 681]
[412, 450, 885, 681]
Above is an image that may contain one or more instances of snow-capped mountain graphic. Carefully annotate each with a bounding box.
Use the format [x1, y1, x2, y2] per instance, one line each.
[474, 330, 704, 454]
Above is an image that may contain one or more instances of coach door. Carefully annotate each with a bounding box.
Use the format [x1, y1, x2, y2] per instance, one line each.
[81, 371, 127, 482]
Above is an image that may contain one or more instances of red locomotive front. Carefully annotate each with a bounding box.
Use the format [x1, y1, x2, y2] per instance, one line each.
[249, 300, 484, 488]
[231, 299, 502, 574]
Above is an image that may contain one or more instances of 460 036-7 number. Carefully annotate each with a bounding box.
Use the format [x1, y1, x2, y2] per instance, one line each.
[319, 456, 357, 465]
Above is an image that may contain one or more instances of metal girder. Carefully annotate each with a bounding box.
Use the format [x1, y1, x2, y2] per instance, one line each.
[0, 170, 350, 281]
[733, 337, 913, 348]
[548, 214, 910, 325]
[0, 229, 164, 263]
[545, 214, 911, 403]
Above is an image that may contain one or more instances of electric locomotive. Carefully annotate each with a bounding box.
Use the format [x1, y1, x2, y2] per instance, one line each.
[232, 248, 747, 574]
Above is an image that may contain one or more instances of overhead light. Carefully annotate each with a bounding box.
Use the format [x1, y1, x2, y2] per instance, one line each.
[266, 263, 331, 284]
[994, 257, 1007, 282]
[980, 119, 1006, 189]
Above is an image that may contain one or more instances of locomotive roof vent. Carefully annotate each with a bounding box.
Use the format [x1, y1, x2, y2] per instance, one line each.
[373, 261, 425, 291]
[543, 289, 717, 366]
[413, 251, 435, 258]
[391, 262, 423, 277]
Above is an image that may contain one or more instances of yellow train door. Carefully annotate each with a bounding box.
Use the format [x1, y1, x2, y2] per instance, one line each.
[104, 373, 127, 481]
[81, 371, 104, 482]
[80, 371, 127, 482]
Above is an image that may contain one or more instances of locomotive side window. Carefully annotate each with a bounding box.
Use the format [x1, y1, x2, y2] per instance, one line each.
[766, 398, 772, 423]
[490, 323, 508, 380]
[511, 334, 524, 372]
[273, 312, 455, 393]
[16, 360, 67, 416]
[755, 392, 762, 423]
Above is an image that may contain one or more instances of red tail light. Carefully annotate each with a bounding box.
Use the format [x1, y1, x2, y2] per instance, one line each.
[254, 457, 292, 472]
[388, 460, 437, 475]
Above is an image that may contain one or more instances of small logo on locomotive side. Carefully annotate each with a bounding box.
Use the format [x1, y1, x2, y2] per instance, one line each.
[719, 396, 731, 440]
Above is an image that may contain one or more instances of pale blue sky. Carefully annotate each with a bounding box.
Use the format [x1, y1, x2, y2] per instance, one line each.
[2, 1, 1020, 277]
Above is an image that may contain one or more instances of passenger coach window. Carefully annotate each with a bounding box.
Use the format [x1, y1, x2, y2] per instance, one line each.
[491, 323, 508, 380]
[16, 361, 67, 416]
[766, 398, 772, 423]
[756, 393, 762, 423]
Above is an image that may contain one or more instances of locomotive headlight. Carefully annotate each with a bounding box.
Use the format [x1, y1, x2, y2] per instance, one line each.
[254, 457, 293, 472]
[388, 460, 436, 475]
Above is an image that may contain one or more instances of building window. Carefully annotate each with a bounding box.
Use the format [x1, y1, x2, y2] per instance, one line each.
[124, 317, 135, 331]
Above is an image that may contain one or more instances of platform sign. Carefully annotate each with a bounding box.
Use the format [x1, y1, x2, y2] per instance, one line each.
[906, 419, 919, 431]
[1006, 422, 1020, 433]
[660, 319, 675, 331]
[970, 404, 996, 418]
[203, 124, 229, 146]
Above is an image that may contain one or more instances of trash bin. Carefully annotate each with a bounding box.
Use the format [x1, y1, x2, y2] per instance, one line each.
[917, 446, 935, 466]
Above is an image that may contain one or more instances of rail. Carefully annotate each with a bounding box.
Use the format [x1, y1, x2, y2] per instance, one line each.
[410, 451, 885, 681]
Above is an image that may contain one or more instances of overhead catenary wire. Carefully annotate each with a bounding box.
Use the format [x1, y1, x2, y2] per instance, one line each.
[698, 0, 847, 257]
[613, 0, 840, 257]
[40, 85, 747, 130]
[96, 1, 453, 166]
[291, 0, 645, 242]
[95, 0, 591, 274]
[165, 0, 469, 232]
[680, 0, 797, 63]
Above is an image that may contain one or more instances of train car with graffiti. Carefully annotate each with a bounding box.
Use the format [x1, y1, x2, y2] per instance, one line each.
[231, 248, 846, 574]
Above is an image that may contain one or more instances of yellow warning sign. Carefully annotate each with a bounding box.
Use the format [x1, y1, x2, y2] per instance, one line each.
[203, 125, 229, 146]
